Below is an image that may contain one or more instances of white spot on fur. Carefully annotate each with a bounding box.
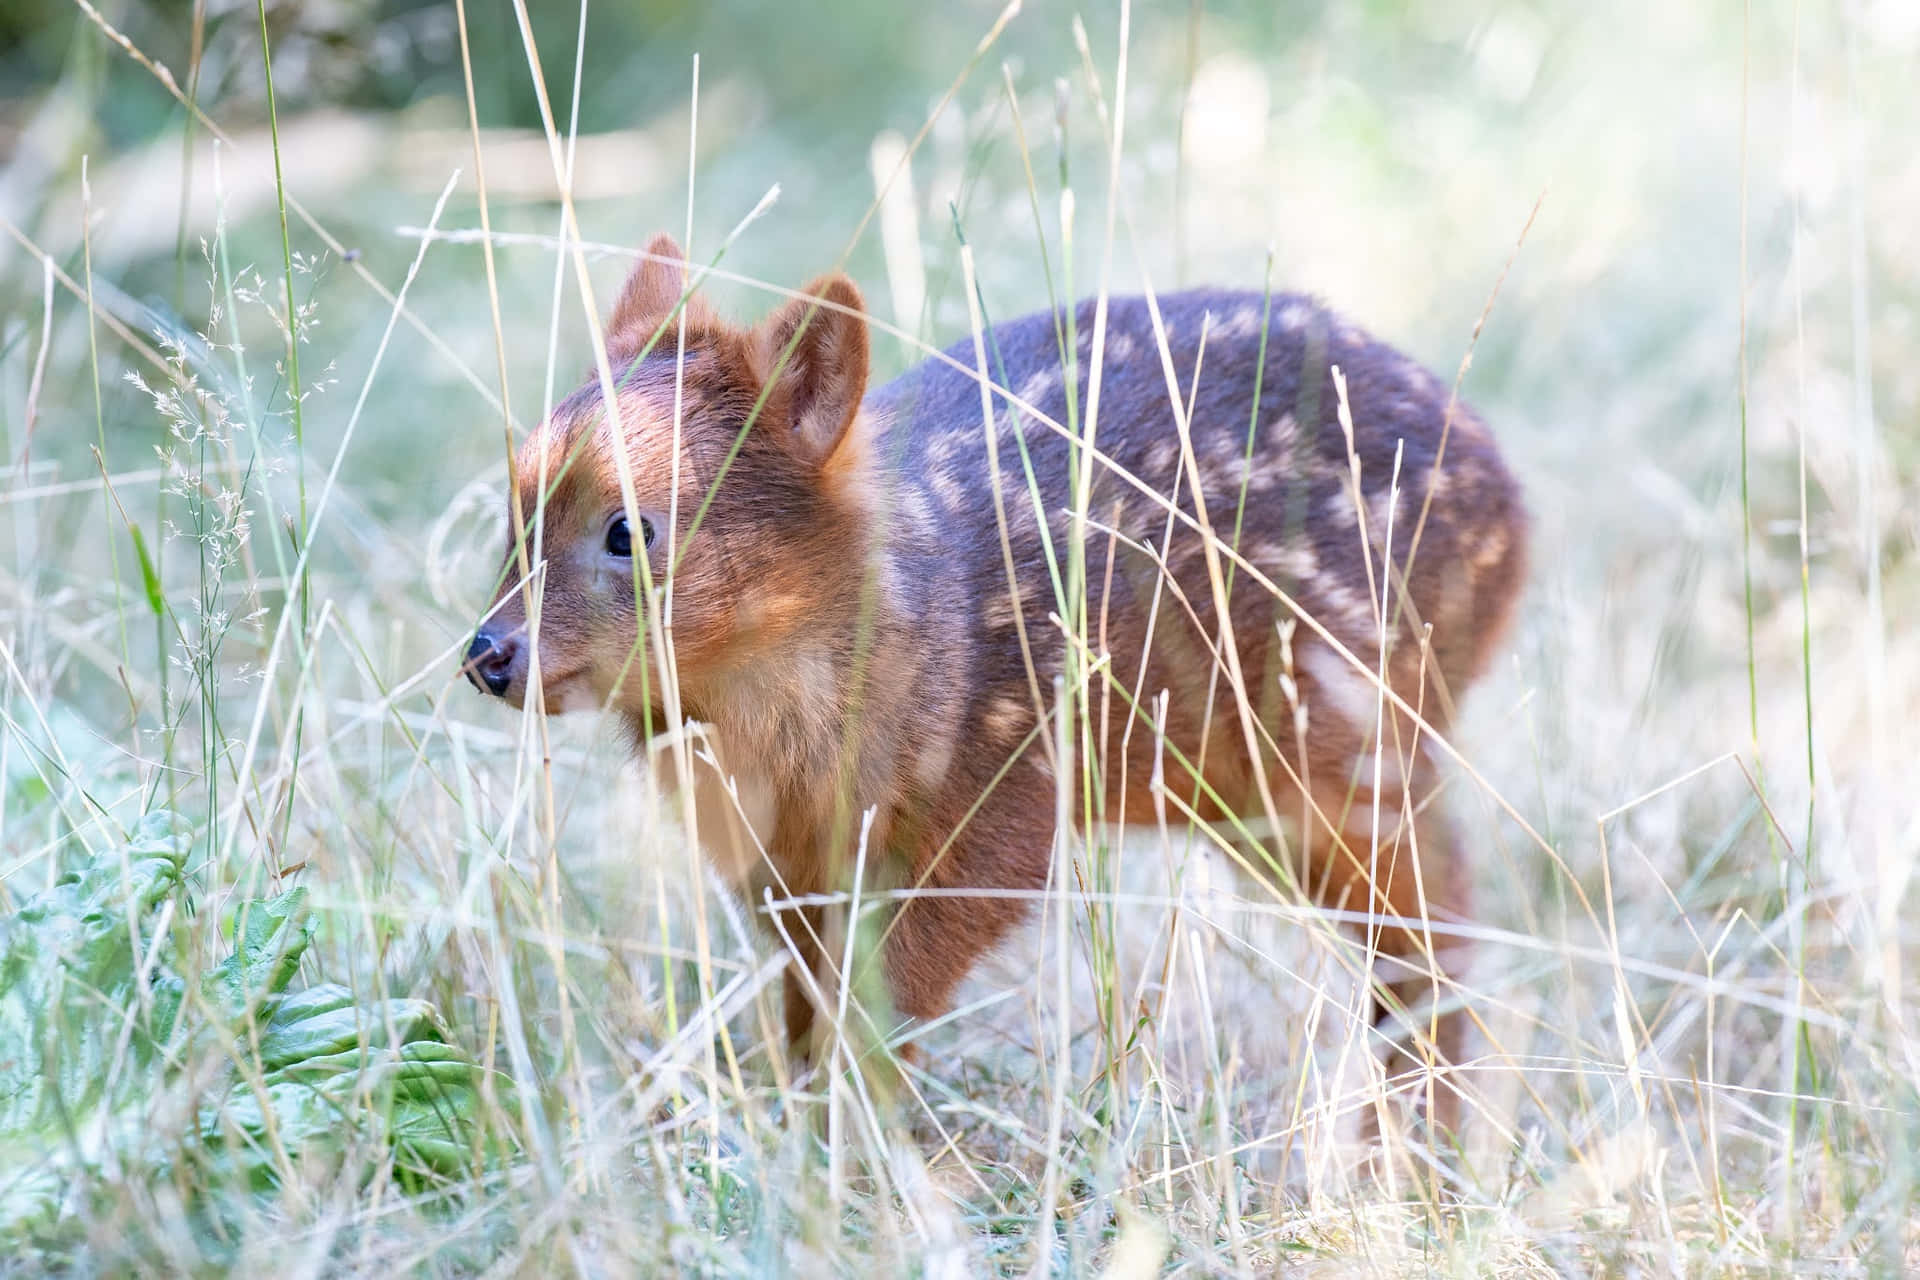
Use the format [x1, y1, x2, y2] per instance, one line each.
[1323, 490, 1363, 529]
[898, 488, 936, 538]
[983, 695, 1029, 743]
[1306, 577, 1377, 637]
[1245, 465, 1281, 495]
[1369, 488, 1404, 539]
[1214, 305, 1262, 341]
[1018, 368, 1062, 407]
[1263, 412, 1298, 452]
[931, 470, 968, 510]
[1299, 644, 1388, 749]
[1148, 436, 1180, 476]
[915, 730, 957, 792]
[1205, 450, 1252, 495]
[1205, 422, 1249, 462]
[1251, 541, 1318, 585]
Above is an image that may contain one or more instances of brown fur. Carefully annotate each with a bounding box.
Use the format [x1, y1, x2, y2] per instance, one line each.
[467, 235, 1528, 1131]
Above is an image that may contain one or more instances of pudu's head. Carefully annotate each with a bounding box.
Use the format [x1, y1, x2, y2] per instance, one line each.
[464, 234, 872, 725]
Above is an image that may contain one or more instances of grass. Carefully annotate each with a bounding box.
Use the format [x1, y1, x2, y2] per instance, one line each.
[2, 0, 1918, 1273]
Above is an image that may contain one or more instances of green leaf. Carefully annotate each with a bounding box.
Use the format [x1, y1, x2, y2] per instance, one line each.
[203, 887, 312, 1022]
[254, 989, 442, 1071]
[1, 813, 508, 1247]
[0, 812, 190, 1139]
[127, 523, 165, 617]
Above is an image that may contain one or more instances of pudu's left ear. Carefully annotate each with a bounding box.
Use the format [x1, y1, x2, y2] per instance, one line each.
[753, 274, 869, 468]
[607, 232, 708, 344]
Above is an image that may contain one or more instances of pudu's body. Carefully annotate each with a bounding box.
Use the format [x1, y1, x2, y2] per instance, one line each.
[467, 236, 1527, 1124]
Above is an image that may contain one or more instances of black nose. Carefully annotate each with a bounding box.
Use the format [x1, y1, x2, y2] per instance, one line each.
[464, 627, 518, 698]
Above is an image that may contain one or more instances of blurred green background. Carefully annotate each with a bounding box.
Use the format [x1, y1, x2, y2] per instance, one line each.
[8, 2, 1913, 560]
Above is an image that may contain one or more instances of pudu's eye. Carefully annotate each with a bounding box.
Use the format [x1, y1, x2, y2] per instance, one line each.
[605, 516, 655, 558]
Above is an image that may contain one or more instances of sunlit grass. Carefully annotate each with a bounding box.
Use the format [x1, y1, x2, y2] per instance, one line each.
[2, 0, 1917, 1274]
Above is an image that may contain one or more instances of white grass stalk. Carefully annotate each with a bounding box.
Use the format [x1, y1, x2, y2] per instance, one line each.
[1037, 671, 1075, 1276]
[829, 805, 876, 1211]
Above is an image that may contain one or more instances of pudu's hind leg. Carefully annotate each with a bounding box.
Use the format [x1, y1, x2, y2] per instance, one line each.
[1302, 757, 1472, 1139]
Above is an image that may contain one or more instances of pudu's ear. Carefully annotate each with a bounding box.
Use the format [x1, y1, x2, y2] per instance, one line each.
[753, 275, 869, 467]
[607, 232, 703, 343]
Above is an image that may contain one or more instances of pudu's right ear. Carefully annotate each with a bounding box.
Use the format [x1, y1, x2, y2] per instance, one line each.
[607, 232, 709, 345]
[752, 274, 870, 469]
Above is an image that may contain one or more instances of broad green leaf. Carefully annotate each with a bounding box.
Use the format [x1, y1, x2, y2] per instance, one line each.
[0, 812, 190, 1139]
[0, 812, 505, 1248]
[203, 886, 313, 1022]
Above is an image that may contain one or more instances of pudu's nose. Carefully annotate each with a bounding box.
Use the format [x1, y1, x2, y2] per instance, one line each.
[464, 627, 519, 698]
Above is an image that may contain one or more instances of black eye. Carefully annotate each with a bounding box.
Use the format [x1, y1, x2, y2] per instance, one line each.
[605, 516, 655, 558]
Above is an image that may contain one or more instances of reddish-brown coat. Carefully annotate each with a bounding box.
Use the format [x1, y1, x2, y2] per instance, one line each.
[473, 234, 1528, 1126]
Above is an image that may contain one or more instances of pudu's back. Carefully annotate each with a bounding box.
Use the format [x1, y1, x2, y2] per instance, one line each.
[867, 289, 1527, 833]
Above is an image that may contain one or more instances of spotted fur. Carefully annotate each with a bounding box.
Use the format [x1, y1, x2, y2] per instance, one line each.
[470, 235, 1528, 1126]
